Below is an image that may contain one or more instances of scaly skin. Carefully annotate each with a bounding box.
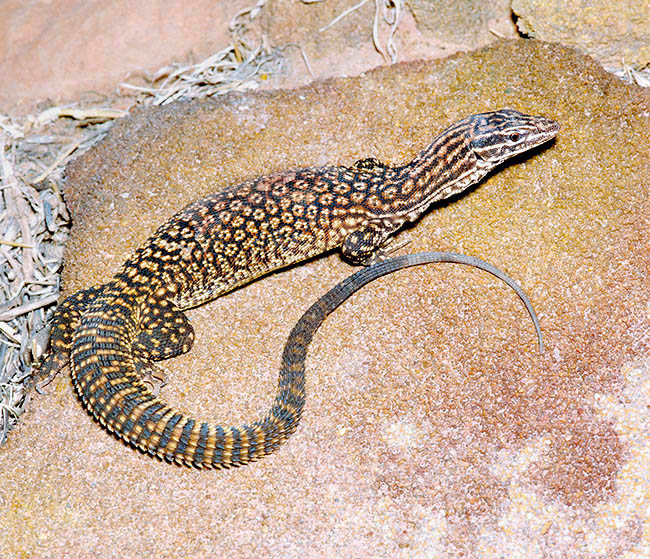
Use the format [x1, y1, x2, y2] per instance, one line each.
[32, 109, 558, 468]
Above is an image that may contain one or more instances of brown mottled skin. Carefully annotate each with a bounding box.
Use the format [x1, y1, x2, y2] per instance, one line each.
[31, 109, 559, 469]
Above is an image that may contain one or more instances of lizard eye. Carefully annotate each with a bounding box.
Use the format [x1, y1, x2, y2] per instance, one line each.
[509, 132, 521, 142]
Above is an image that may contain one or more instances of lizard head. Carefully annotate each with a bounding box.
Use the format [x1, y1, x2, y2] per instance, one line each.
[469, 108, 559, 167]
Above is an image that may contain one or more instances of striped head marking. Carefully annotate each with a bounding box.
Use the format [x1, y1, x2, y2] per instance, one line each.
[469, 108, 559, 170]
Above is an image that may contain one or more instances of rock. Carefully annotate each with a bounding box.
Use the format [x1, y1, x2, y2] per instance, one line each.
[3, 40, 649, 559]
[513, 0, 650, 68]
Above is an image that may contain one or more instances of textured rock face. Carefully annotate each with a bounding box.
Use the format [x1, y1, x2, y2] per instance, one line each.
[407, 0, 516, 45]
[0, 1, 246, 111]
[0, 0, 513, 111]
[512, 0, 650, 68]
[2, 41, 650, 558]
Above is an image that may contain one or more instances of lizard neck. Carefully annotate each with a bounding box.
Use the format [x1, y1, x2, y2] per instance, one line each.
[373, 121, 484, 222]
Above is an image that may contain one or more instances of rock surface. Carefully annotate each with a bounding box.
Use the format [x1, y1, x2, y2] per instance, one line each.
[408, 0, 517, 45]
[0, 0, 250, 111]
[0, 0, 513, 111]
[3, 40, 650, 558]
[512, 0, 650, 68]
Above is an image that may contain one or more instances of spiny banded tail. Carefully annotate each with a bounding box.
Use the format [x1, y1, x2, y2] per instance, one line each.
[71, 286, 308, 469]
[71, 251, 542, 469]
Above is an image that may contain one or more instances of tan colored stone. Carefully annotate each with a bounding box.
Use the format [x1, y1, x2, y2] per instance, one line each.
[407, 0, 517, 45]
[2, 40, 650, 558]
[513, 0, 650, 68]
[0, 0, 248, 111]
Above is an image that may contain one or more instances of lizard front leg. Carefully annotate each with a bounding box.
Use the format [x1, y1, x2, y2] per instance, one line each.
[341, 220, 403, 266]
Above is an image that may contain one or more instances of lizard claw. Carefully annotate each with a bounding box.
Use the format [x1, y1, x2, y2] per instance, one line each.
[363, 236, 412, 266]
[135, 361, 168, 396]
[28, 352, 68, 394]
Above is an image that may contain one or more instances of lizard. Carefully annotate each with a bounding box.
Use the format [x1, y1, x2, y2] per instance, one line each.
[30, 108, 559, 469]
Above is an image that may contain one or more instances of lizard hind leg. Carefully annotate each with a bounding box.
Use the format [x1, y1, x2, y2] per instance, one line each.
[131, 297, 195, 394]
[30, 285, 104, 391]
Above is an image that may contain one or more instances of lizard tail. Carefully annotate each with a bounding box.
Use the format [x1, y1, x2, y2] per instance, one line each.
[70, 282, 310, 469]
[70, 251, 542, 469]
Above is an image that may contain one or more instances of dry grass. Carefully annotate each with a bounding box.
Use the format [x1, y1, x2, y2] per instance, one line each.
[0, 110, 121, 444]
[119, 1, 286, 105]
[610, 64, 650, 87]
[307, 0, 404, 63]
